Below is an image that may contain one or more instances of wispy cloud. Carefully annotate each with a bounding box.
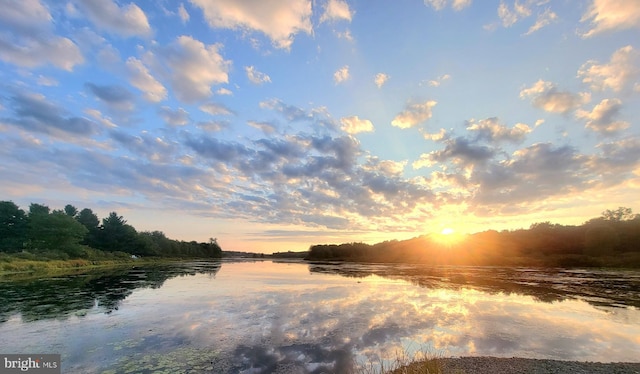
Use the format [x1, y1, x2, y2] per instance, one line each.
[334, 65, 350, 84]
[580, 0, 640, 37]
[392, 101, 437, 129]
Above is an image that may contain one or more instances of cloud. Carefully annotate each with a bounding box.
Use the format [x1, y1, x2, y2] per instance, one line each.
[577, 45, 639, 93]
[247, 120, 277, 134]
[0, 36, 84, 71]
[575, 98, 629, 135]
[391, 101, 437, 129]
[320, 0, 353, 23]
[466, 118, 531, 143]
[334, 65, 350, 84]
[75, 0, 152, 37]
[471, 143, 589, 206]
[109, 129, 177, 162]
[158, 106, 190, 126]
[156, 36, 231, 103]
[520, 80, 590, 114]
[0, 0, 51, 32]
[2, 92, 97, 137]
[374, 73, 389, 88]
[414, 137, 494, 169]
[178, 3, 190, 23]
[85, 83, 135, 112]
[260, 99, 308, 122]
[0, 1, 83, 71]
[424, 0, 472, 11]
[216, 88, 233, 96]
[581, 0, 640, 37]
[200, 102, 234, 116]
[427, 74, 451, 87]
[245, 66, 272, 85]
[498, 0, 531, 27]
[125, 57, 167, 103]
[340, 116, 374, 134]
[189, 0, 312, 49]
[524, 8, 558, 35]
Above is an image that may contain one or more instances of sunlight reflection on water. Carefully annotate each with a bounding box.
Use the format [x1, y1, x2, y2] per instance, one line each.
[0, 260, 639, 373]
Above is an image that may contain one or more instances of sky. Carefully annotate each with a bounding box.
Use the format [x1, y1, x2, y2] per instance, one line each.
[0, 0, 639, 253]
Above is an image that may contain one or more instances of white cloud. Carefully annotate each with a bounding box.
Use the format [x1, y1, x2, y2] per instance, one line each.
[200, 102, 234, 116]
[498, 0, 531, 27]
[189, 0, 312, 50]
[178, 3, 190, 23]
[245, 66, 272, 85]
[75, 0, 152, 37]
[374, 73, 389, 88]
[0, 0, 83, 71]
[340, 116, 374, 134]
[576, 98, 629, 135]
[334, 65, 350, 84]
[247, 120, 276, 134]
[157, 35, 231, 103]
[581, 0, 640, 37]
[0, 0, 51, 32]
[424, 0, 472, 11]
[216, 88, 233, 96]
[427, 74, 451, 87]
[578, 45, 639, 92]
[524, 8, 558, 35]
[392, 101, 437, 129]
[320, 0, 353, 23]
[0, 36, 84, 71]
[520, 80, 590, 114]
[126, 57, 167, 103]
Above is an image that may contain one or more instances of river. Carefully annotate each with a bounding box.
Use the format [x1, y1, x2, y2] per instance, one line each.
[1, 260, 639, 373]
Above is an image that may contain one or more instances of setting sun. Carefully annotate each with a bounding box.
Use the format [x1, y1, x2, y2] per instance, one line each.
[433, 228, 467, 247]
[441, 228, 455, 236]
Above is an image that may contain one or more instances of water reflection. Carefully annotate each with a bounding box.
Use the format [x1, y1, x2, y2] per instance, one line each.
[308, 262, 640, 308]
[0, 261, 221, 322]
[0, 261, 638, 373]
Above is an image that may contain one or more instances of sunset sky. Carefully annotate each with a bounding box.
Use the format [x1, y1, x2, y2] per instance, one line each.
[1, 0, 639, 252]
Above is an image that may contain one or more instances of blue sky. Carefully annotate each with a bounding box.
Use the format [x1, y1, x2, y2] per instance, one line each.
[1, 0, 639, 252]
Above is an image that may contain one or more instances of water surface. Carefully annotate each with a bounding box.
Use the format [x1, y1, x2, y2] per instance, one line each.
[0, 260, 639, 373]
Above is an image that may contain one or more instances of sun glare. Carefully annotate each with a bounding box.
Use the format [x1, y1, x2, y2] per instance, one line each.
[433, 227, 466, 247]
[441, 227, 455, 235]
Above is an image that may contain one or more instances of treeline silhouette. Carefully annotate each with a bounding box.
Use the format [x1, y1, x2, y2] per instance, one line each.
[308, 207, 640, 267]
[0, 201, 222, 260]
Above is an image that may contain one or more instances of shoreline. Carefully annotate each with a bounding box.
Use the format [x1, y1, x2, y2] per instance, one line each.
[399, 357, 640, 374]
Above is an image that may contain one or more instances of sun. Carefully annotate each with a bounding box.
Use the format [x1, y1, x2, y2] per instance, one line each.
[432, 227, 466, 247]
[441, 227, 455, 236]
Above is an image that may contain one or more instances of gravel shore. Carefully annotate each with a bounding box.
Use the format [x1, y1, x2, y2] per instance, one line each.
[438, 357, 640, 374]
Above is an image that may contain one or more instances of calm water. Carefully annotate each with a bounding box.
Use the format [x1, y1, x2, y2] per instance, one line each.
[1, 260, 639, 373]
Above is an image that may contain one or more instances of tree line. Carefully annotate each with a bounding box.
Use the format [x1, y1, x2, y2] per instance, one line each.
[0, 201, 222, 260]
[307, 207, 640, 267]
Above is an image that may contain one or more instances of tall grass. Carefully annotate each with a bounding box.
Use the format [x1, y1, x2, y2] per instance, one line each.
[356, 346, 462, 374]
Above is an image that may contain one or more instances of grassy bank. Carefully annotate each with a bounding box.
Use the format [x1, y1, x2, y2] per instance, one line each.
[0, 253, 195, 277]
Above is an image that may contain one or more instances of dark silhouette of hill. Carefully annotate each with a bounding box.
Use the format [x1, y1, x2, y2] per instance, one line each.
[307, 207, 640, 267]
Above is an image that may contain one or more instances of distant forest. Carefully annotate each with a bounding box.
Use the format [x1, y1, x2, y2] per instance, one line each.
[308, 207, 640, 267]
[0, 201, 221, 260]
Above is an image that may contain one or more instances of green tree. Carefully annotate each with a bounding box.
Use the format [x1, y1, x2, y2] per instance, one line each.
[29, 203, 50, 216]
[27, 210, 88, 257]
[64, 204, 79, 217]
[0, 201, 28, 252]
[95, 212, 154, 255]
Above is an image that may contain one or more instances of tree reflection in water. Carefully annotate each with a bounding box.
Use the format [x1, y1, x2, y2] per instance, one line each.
[308, 262, 640, 308]
[0, 261, 221, 322]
